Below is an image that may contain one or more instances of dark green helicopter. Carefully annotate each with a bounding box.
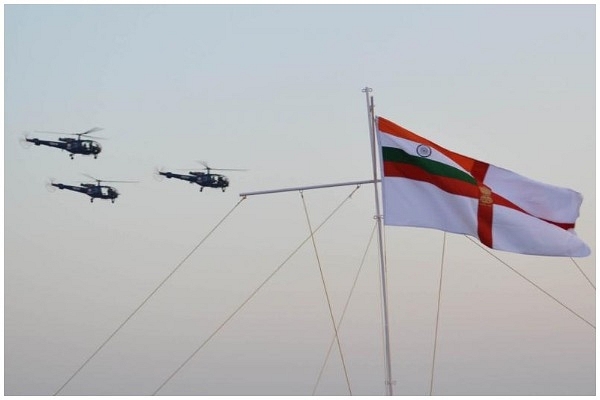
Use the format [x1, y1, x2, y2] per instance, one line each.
[48, 175, 137, 203]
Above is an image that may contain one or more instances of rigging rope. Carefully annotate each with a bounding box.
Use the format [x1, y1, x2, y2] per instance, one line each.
[464, 235, 595, 330]
[53, 197, 247, 396]
[429, 232, 447, 396]
[300, 191, 353, 396]
[312, 221, 377, 395]
[152, 185, 361, 395]
[570, 257, 595, 290]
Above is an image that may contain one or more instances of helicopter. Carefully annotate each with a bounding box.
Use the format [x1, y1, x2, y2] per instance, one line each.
[48, 174, 137, 203]
[22, 127, 104, 159]
[156, 161, 245, 192]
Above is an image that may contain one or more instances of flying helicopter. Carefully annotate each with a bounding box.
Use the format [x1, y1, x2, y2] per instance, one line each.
[21, 127, 104, 159]
[48, 174, 137, 203]
[156, 161, 245, 192]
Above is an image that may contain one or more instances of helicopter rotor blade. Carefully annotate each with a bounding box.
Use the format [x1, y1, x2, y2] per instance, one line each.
[209, 168, 247, 172]
[82, 135, 106, 140]
[82, 173, 138, 184]
[81, 127, 103, 136]
[34, 127, 105, 139]
[34, 130, 71, 135]
[101, 180, 139, 184]
[82, 173, 100, 182]
[195, 161, 246, 171]
[79, 128, 105, 139]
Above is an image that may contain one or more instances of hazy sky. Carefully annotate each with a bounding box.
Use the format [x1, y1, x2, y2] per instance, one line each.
[4, 4, 595, 396]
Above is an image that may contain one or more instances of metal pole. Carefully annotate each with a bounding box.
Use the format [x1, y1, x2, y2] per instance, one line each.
[363, 87, 394, 395]
[239, 179, 379, 197]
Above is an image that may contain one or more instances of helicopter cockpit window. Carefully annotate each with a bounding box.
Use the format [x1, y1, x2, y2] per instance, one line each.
[82, 142, 90, 150]
[91, 142, 101, 150]
[100, 187, 109, 196]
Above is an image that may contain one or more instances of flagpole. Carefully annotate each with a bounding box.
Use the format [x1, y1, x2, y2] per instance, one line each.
[363, 87, 394, 395]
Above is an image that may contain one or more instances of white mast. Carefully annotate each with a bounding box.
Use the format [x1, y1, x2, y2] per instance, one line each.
[363, 87, 394, 395]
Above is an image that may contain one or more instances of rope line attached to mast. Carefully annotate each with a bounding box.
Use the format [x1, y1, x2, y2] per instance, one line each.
[464, 235, 595, 330]
[53, 197, 247, 396]
[312, 221, 378, 395]
[429, 232, 447, 396]
[570, 257, 595, 290]
[300, 190, 353, 396]
[152, 185, 361, 395]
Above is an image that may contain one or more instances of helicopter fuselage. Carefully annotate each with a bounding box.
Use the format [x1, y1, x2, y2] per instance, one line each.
[27, 137, 102, 159]
[52, 183, 119, 203]
[159, 171, 230, 191]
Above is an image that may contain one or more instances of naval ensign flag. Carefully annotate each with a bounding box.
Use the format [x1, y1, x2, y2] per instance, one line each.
[377, 116, 590, 257]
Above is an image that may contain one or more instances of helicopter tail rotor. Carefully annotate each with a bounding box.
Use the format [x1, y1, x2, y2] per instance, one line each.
[45, 178, 57, 192]
[19, 132, 33, 149]
[153, 167, 166, 181]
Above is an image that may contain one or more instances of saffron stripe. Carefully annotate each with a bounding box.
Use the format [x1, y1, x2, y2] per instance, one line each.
[378, 117, 477, 173]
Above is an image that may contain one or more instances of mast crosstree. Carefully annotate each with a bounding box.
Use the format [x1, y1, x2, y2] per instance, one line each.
[239, 88, 396, 396]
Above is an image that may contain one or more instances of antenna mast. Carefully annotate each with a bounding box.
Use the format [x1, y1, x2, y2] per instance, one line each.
[363, 87, 394, 395]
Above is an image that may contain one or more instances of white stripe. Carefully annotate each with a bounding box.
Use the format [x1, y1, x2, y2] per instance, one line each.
[378, 131, 468, 175]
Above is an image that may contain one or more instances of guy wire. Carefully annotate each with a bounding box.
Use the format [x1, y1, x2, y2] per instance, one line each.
[300, 190, 353, 395]
[53, 197, 246, 396]
[312, 221, 377, 395]
[152, 185, 361, 395]
[464, 235, 595, 330]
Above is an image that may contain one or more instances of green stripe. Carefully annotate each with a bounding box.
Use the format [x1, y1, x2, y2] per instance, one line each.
[382, 146, 477, 185]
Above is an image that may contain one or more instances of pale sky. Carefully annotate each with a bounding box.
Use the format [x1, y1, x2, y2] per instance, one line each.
[4, 4, 595, 396]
